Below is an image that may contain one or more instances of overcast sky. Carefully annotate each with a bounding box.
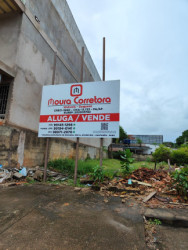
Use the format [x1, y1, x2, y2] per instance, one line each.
[67, 0, 188, 142]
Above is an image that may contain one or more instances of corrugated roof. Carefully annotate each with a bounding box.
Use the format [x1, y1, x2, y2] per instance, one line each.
[0, 0, 19, 14]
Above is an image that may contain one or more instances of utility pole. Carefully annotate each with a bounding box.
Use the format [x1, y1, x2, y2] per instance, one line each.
[100, 37, 105, 167]
[74, 47, 85, 185]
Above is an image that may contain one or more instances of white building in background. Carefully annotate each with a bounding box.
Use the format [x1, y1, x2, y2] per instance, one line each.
[128, 135, 163, 145]
[143, 144, 159, 155]
[123, 135, 163, 155]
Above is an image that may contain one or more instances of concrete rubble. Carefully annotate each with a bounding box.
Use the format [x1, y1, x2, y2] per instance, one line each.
[0, 165, 67, 185]
[79, 168, 188, 209]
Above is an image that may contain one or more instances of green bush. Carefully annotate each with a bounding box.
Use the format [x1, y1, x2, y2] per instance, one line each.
[91, 165, 105, 183]
[48, 158, 95, 176]
[171, 147, 188, 166]
[152, 144, 188, 166]
[152, 145, 171, 163]
[171, 167, 188, 198]
[112, 150, 125, 160]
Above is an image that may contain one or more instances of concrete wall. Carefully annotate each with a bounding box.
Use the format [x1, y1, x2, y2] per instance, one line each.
[8, 14, 54, 131]
[0, 13, 22, 68]
[0, 124, 106, 168]
[51, 0, 100, 81]
[25, 0, 100, 82]
[0, 0, 111, 167]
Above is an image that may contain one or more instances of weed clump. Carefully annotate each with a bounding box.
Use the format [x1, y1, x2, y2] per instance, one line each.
[48, 158, 95, 176]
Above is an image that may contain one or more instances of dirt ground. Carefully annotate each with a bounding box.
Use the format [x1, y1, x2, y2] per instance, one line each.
[0, 184, 187, 250]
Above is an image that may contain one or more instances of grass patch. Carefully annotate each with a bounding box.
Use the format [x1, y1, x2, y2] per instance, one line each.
[130, 161, 168, 171]
[85, 159, 123, 178]
[26, 177, 36, 184]
[48, 158, 168, 180]
[64, 178, 86, 187]
[48, 158, 122, 178]
[48, 158, 96, 176]
[130, 161, 155, 170]
[103, 159, 122, 178]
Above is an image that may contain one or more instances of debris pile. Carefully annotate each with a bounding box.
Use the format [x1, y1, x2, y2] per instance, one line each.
[88, 167, 188, 207]
[0, 165, 67, 185]
[130, 168, 168, 182]
[129, 168, 172, 192]
[95, 168, 173, 194]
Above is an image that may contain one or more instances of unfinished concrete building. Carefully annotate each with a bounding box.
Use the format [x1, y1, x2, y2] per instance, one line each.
[0, 0, 111, 167]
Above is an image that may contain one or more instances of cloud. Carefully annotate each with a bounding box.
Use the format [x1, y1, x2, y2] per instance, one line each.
[67, 0, 188, 142]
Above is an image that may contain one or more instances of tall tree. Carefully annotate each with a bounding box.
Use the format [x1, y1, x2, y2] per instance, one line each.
[113, 126, 127, 143]
[119, 126, 127, 142]
[176, 130, 188, 146]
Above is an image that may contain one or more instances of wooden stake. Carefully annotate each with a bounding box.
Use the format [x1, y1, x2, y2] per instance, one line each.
[74, 47, 84, 185]
[154, 161, 157, 171]
[43, 137, 49, 182]
[100, 138, 103, 167]
[143, 191, 157, 203]
[168, 159, 172, 172]
[132, 180, 152, 187]
[100, 37, 105, 167]
[43, 52, 57, 182]
[74, 137, 79, 185]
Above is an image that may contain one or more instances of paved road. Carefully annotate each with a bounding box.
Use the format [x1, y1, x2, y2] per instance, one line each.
[0, 184, 146, 250]
[0, 184, 188, 250]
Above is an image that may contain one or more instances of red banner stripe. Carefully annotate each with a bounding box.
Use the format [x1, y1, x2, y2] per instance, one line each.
[40, 113, 119, 123]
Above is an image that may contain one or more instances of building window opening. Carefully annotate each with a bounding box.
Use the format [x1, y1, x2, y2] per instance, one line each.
[0, 72, 12, 120]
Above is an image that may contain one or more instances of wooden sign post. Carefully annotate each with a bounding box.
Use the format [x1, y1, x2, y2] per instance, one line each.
[100, 37, 105, 167]
[43, 52, 57, 182]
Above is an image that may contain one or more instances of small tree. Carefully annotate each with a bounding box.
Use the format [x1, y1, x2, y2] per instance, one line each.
[152, 145, 171, 163]
[120, 149, 134, 176]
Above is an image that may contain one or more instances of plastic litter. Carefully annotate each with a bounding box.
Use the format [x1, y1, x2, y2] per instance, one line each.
[60, 177, 68, 181]
[19, 167, 27, 177]
[86, 184, 92, 187]
[0, 165, 2, 169]
[128, 179, 132, 185]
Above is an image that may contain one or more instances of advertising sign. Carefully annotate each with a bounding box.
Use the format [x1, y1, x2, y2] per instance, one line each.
[38, 80, 120, 138]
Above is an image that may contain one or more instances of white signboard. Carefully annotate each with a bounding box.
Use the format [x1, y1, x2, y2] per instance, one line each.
[38, 80, 120, 138]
